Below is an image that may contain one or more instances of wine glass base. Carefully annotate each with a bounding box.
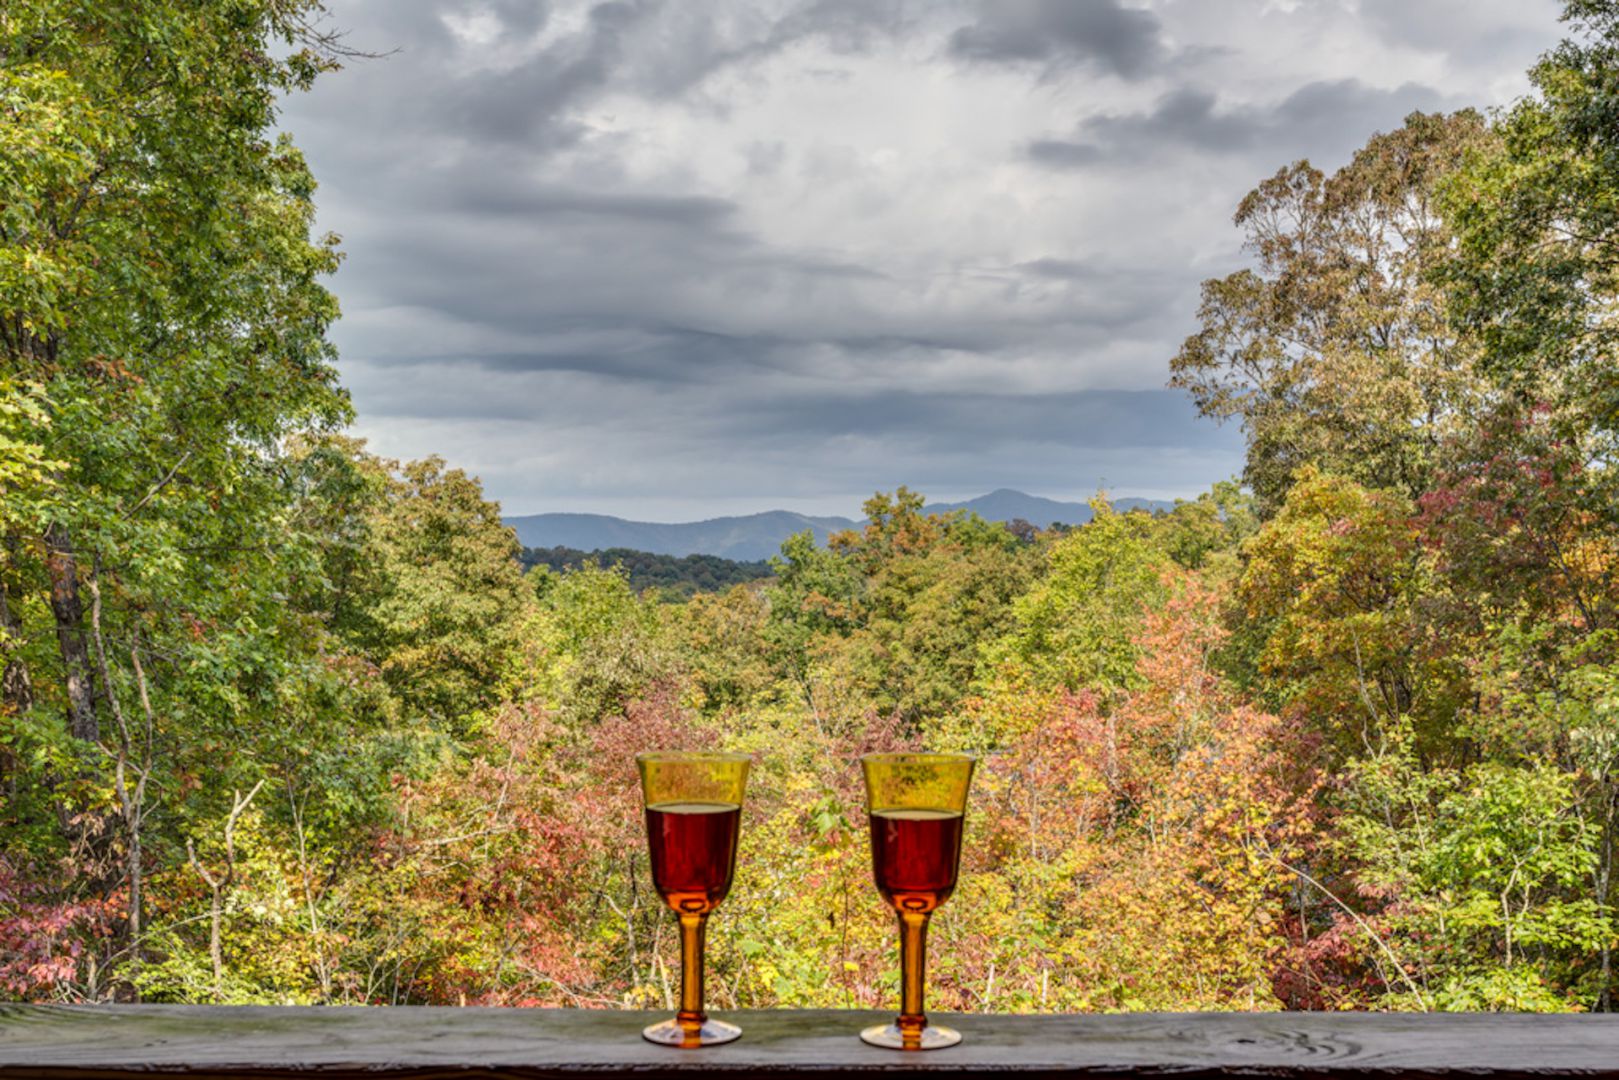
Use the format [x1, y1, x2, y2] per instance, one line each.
[642, 1017, 742, 1048]
[860, 1022, 962, 1050]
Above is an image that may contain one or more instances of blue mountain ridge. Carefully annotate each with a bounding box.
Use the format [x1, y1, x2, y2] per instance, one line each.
[504, 489, 1172, 561]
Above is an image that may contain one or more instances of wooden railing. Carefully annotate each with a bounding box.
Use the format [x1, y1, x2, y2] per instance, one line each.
[3, 1005, 1619, 1078]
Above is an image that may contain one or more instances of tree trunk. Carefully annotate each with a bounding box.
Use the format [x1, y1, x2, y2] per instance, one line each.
[0, 554, 32, 801]
[43, 522, 98, 741]
[208, 883, 224, 999]
[1597, 779, 1615, 1012]
[1, 532, 32, 711]
[0, 565, 32, 715]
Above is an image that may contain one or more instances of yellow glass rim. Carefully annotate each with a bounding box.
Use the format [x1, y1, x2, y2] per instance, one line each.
[861, 752, 975, 814]
[635, 751, 751, 764]
[859, 752, 976, 765]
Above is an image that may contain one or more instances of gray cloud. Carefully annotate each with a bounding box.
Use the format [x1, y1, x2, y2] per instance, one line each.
[443, 183, 740, 226]
[278, 0, 1563, 519]
[433, 1, 654, 146]
[950, 0, 1167, 79]
[1028, 80, 1453, 169]
[298, 0, 918, 152]
[1017, 258, 1102, 281]
[1356, 0, 1562, 61]
[1026, 140, 1106, 169]
[723, 388, 1240, 451]
[340, 356, 1246, 514]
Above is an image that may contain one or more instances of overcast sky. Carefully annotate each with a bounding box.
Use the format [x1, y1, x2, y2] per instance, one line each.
[280, 0, 1564, 520]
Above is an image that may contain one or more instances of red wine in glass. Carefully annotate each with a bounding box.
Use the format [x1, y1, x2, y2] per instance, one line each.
[869, 808, 964, 914]
[645, 801, 741, 914]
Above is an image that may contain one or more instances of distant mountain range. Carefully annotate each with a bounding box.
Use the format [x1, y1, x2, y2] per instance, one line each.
[504, 489, 1173, 561]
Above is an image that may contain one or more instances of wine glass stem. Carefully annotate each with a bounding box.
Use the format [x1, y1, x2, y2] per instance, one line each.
[897, 910, 929, 1045]
[677, 911, 708, 1036]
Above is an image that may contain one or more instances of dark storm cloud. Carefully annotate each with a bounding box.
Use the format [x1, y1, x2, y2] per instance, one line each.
[318, 108, 1189, 370]
[1028, 79, 1452, 169]
[361, 330, 800, 390]
[303, 0, 919, 150]
[443, 182, 739, 226]
[300, 0, 664, 150]
[429, 1, 656, 145]
[950, 0, 1167, 79]
[342, 359, 1246, 503]
[344, 299, 1173, 397]
[343, 210, 941, 355]
[726, 388, 1239, 452]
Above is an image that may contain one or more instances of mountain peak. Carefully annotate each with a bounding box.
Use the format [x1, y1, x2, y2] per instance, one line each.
[505, 490, 1171, 560]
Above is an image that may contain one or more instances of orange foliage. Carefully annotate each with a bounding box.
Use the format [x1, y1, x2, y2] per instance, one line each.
[962, 573, 1322, 1010]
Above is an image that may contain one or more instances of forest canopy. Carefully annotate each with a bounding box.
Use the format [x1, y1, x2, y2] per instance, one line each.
[519, 547, 774, 599]
[3, 0, 1619, 1013]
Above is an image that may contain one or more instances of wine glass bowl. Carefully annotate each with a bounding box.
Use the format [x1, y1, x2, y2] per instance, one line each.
[637, 751, 750, 1048]
[645, 799, 742, 914]
[859, 752, 975, 1050]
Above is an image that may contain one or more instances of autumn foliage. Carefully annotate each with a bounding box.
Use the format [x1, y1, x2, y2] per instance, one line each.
[8, 0, 1619, 1016]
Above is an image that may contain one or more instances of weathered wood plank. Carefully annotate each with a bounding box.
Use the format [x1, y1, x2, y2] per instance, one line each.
[2, 1006, 1618, 1080]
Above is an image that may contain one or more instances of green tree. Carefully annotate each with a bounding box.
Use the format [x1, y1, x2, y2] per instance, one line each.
[527, 563, 672, 727]
[1155, 479, 1259, 572]
[853, 512, 1035, 720]
[1172, 112, 1492, 514]
[1, 0, 351, 742]
[1443, 1, 1619, 414]
[1343, 741, 1608, 1010]
[676, 584, 777, 714]
[1237, 469, 1450, 753]
[764, 530, 863, 718]
[770, 495, 1039, 722]
[985, 497, 1168, 695]
[1436, 0, 1619, 682]
[0, 0, 362, 995]
[338, 452, 530, 728]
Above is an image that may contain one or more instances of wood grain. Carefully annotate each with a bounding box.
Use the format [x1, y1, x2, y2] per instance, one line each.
[3, 1006, 1619, 1079]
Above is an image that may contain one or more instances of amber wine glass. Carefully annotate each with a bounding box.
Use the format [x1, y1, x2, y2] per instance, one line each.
[637, 751, 750, 1048]
[860, 752, 975, 1050]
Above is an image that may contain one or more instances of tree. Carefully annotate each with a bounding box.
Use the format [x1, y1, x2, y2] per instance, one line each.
[1171, 112, 1492, 514]
[985, 497, 1168, 695]
[2, 0, 351, 741]
[764, 530, 863, 721]
[1443, 1, 1619, 416]
[0, 0, 358, 995]
[957, 574, 1318, 1010]
[519, 547, 772, 598]
[526, 563, 672, 727]
[829, 487, 940, 578]
[1342, 742, 1608, 1011]
[870, 515, 1037, 720]
[1155, 480, 1259, 572]
[1238, 469, 1447, 753]
[337, 451, 531, 728]
[676, 585, 777, 714]
[1435, 0, 1619, 683]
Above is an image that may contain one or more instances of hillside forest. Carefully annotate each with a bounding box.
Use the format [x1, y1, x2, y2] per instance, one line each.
[4, 0, 1619, 1012]
[518, 547, 772, 599]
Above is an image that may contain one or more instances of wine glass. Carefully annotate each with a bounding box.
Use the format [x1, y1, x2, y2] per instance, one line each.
[636, 751, 750, 1047]
[859, 752, 975, 1050]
